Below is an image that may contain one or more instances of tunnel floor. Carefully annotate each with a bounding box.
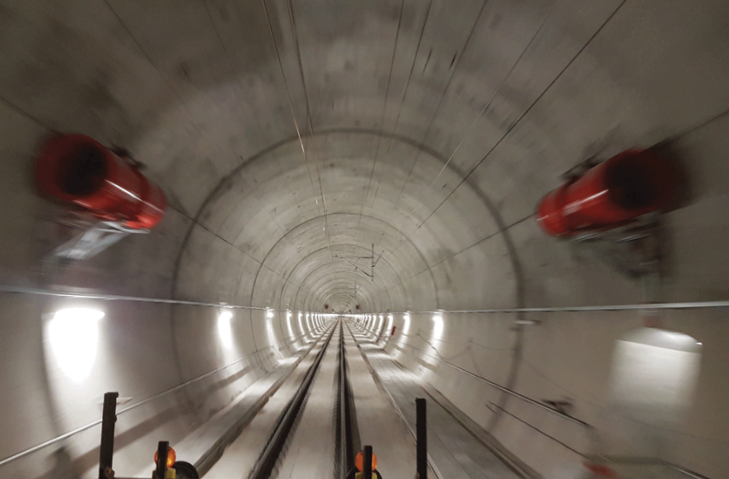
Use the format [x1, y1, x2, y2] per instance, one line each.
[196, 319, 523, 479]
[202, 333, 331, 478]
[351, 325, 526, 479]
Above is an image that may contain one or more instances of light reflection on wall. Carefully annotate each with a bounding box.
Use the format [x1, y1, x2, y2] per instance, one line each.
[297, 312, 305, 336]
[610, 327, 701, 430]
[432, 314, 443, 340]
[403, 314, 410, 335]
[286, 311, 294, 340]
[265, 310, 276, 348]
[48, 308, 104, 383]
[217, 310, 233, 349]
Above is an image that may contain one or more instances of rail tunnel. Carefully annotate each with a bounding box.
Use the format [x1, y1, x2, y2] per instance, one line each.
[1, 0, 728, 478]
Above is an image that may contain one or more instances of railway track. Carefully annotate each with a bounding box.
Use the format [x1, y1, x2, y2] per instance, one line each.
[246, 319, 361, 479]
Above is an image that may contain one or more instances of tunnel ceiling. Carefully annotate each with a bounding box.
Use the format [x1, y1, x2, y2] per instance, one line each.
[10, 1, 726, 312]
[145, 0, 539, 314]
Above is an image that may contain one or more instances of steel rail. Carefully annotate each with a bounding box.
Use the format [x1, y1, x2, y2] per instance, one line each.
[345, 322, 445, 479]
[354, 323, 710, 479]
[248, 324, 336, 479]
[399, 340, 590, 427]
[336, 320, 359, 477]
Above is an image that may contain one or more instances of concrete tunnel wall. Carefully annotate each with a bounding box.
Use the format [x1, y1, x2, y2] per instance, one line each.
[0, 0, 728, 478]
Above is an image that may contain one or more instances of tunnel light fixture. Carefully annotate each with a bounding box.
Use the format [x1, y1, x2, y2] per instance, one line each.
[432, 314, 444, 339]
[49, 307, 105, 383]
[218, 310, 233, 348]
[285, 311, 294, 339]
[266, 314, 276, 346]
[403, 314, 411, 335]
[266, 309, 274, 319]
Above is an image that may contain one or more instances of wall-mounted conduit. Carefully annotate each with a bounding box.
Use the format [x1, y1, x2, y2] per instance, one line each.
[3, 285, 728, 314]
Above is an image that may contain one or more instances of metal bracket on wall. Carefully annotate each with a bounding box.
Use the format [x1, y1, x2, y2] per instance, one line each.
[560, 155, 601, 182]
[43, 210, 149, 263]
[335, 243, 384, 281]
[570, 213, 664, 282]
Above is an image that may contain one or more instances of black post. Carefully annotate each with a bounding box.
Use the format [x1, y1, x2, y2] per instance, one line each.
[155, 441, 169, 479]
[98, 392, 118, 479]
[363, 445, 373, 478]
[416, 398, 427, 479]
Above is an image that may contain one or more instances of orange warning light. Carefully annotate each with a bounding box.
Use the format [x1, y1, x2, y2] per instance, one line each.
[355, 451, 378, 471]
[154, 446, 176, 469]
